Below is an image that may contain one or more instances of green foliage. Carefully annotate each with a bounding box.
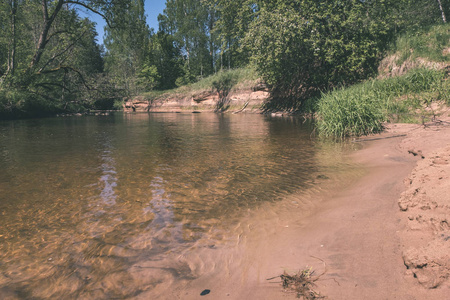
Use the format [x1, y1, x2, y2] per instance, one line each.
[149, 32, 183, 90]
[158, 0, 217, 79]
[316, 68, 448, 137]
[137, 64, 160, 91]
[187, 67, 258, 91]
[141, 67, 259, 104]
[245, 0, 400, 111]
[2, 0, 450, 119]
[204, 0, 255, 69]
[104, 0, 150, 95]
[175, 66, 197, 87]
[212, 71, 238, 95]
[0, 1, 127, 118]
[398, 0, 450, 31]
[389, 23, 450, 65]
[212, 70, 238, 111]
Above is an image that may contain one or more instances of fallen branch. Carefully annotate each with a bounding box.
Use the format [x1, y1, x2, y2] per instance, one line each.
[233, 101, 249, 114]
[352, 134, 407, 143]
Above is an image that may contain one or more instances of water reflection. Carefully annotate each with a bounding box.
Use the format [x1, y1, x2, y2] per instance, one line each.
[98, 140, 117, 206]
[0, 113, 360, 299]
[148, 176, 173, 228]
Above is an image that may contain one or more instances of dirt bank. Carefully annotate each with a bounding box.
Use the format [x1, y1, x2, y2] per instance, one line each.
[123, 88, 269, 113]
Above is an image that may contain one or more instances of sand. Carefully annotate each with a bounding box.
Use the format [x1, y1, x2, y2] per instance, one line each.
[139, 113, 450, 299]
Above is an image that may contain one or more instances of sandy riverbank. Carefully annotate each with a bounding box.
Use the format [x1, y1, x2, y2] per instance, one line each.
[136, 113, 450, 299]
[305, 118, 450, 300]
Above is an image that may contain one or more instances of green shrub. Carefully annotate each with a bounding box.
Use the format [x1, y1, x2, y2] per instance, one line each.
[212, 71, 239, 112]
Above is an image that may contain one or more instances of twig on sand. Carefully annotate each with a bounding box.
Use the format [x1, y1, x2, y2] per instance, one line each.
[267, 256, 327, 299]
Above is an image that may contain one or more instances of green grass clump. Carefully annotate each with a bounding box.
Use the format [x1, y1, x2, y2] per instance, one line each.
[316, 85, 385, 138]
[316, 68, 448, 138]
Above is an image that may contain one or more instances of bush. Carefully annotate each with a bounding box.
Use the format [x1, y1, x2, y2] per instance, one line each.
[212, 71, 238, 112]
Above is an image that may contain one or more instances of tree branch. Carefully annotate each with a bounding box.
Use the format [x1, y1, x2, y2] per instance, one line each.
[30, 0, 65, 69]
[35, 82, 74, 93]
[38, 29, 89, 73]
[66, 0, 115, 28]
[38, 65, 91, 91]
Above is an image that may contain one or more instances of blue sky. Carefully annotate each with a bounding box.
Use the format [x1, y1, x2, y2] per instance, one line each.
[78, 0, 167, 44]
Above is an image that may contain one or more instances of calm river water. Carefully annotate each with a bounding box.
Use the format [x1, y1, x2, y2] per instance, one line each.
[0, 113, 359, 299]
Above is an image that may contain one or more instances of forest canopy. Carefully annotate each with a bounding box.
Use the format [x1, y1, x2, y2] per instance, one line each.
[1, 0, 449, 118]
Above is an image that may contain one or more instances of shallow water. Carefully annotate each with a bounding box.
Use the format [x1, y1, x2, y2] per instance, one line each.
[0, 113, 359, 299]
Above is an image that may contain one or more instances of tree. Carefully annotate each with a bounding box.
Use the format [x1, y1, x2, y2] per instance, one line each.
[205, 0, 255, 70]
[158, 0, 216, 82]
[137, 63, 160, 91]
[245, 0, 403, 111]
[148, 31, 183, 90]
[0, 0, 123, 117]
[103, 0, 151, 95]
[437, 0, 447, 23]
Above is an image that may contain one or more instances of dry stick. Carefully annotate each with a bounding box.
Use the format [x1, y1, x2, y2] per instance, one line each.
[352, 134, 407, 143]
[233, 101, 249, 114]
[425, 119, 450, 126]
[266, 256, 327, 281]
[309, 256, 327, 281]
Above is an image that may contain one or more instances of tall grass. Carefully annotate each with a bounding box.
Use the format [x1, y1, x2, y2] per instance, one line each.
[316, 85, 386, 138]
[390, 24, 450, 65]
[316, 68, 448, 137]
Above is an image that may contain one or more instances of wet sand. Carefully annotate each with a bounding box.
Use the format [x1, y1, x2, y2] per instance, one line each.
[145, 116, 450, 299]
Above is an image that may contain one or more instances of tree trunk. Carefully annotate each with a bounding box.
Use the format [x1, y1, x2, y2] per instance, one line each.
[30, 0, 64, 69]
[437, 0, 447, 23]
[6, 0, 18, 76]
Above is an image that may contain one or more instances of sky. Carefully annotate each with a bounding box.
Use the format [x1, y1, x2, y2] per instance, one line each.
[78, 0, 167, 44]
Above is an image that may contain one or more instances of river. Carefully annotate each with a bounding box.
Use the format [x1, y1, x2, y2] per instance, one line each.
[0, 113, 360, 299]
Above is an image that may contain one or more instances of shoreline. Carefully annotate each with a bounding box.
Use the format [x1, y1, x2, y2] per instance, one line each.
[143, 119, 450, 299]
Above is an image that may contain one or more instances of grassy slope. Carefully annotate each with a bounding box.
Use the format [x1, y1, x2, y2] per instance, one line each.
[316, 24, 450, 138]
